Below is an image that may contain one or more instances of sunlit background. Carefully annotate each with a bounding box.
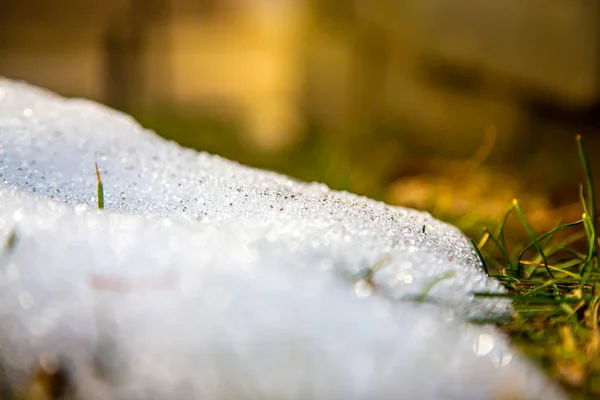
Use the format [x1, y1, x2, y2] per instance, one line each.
[2, 0, 600, 236]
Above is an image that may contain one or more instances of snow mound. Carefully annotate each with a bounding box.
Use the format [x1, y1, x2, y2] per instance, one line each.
[0, 78, 565, 399]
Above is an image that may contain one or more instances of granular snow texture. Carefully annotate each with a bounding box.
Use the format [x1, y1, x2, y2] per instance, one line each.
[0, 78, 565, 399]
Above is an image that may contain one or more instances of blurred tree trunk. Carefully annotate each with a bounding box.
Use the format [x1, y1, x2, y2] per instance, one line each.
[104, 16, 141, 112]
[103, 0, 170, 112]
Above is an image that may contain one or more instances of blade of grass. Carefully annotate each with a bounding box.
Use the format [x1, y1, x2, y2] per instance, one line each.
[495, 204, 515, 264]
[518, 260, 582, 279]
[483, 228, 512, 268]
[576, 135, 599, 290]
[554, 246, 586, 260]
[578, 184, 597, 289]
[513, 199, 554, 278]
[473, 292, 582, 304]
[517, 219, 584, 268]
[543, 230, 588, 259]
[523, 279, 573, 297]
[477, 230, 489, 249]
[536, 219, 564, 256]
[470, 239, 489, 275]
[489, 274, 521, 283]
[579, 183, 594, 257]
[95, 162, 104, 210]
[412, 272, 457, 302]
[576, 135, 596, 237]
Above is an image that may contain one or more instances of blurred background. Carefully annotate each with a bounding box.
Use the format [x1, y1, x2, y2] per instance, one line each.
[2, 0, 600, 236]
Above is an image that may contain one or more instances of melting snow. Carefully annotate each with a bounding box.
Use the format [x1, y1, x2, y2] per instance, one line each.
[0, 78, 565, 399]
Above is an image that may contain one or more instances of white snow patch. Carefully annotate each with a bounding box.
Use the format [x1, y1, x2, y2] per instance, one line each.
[0, 78, 565, 399]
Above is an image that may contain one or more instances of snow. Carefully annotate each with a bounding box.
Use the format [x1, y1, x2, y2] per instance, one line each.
[0, 78, 565, 399]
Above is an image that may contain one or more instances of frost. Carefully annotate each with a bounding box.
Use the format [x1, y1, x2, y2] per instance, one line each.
[0, 78, 565, 399]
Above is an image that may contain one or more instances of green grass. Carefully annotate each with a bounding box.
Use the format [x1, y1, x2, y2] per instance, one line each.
[471, 135, 600, 398]
[95, 162, 104, 210]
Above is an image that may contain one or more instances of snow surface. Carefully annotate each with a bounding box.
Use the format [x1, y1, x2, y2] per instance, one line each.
[0, 78, 565, 399]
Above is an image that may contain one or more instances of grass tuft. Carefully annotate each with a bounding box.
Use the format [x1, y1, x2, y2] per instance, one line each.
[474, 135, 600, 398]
